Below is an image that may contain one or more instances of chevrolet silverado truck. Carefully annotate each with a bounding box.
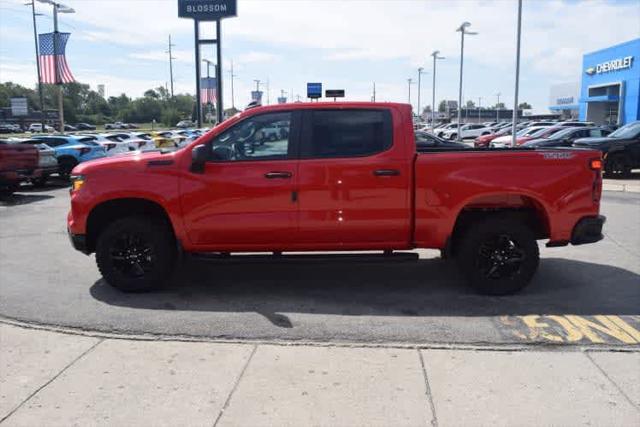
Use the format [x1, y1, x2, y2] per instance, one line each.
[67, 103, 606, 295]
[0, 139, 41, 196]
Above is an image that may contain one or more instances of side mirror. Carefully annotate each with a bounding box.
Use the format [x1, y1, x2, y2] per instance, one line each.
[191, 144, 208, 173]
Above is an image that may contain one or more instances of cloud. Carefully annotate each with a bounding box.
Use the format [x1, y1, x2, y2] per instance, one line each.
[128, 49, 193, 64]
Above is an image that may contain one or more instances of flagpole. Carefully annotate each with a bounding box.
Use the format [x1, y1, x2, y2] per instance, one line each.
[52, 3, 65, 133]
[30, 1, 46, 131]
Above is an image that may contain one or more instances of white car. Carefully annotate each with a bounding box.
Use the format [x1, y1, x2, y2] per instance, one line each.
[490, 126, 548, 148]
[76, 134, 130, 156]
[106, 132, 155, 151]
[441, 124, 493, 140]
[433, 123, 459, 138]
[28, 123, 54, 133]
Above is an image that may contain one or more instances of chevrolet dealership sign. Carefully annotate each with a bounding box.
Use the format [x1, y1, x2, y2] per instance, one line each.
[178, 0, 237, 20]
[585, 56, 634, 76]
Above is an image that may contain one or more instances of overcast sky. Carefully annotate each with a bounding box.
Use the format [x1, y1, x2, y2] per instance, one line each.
[1, 0, 639, 113]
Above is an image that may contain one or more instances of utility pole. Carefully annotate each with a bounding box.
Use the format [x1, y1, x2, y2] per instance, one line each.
[407, 78, 413, 107]
[478, 97, 482, 122]
[372, 82, 376, 102]
[431, 51, 445, 126]
[496, 92, 501, 122]
[456, 22, 478, 140]
[28, 1, 46, 131]
[229, 59, 236, 109]
[167, 35, 175, 98]
[253, 79, 261, 103]
[266, 77, 270, 105]
[417, 68, 427, 119]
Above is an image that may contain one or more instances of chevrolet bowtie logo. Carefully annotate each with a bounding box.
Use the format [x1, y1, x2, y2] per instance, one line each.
[585, 67, 596, 76]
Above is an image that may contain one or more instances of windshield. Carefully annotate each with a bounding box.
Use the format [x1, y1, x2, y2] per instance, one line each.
[530, 127, 563, 138]
[549, 127, 579, 139]
[608, 121, 640, 139]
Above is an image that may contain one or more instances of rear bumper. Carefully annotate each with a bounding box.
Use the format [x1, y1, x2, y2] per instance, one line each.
[571, 215, 606, 245]
[0, 168, 43, 184]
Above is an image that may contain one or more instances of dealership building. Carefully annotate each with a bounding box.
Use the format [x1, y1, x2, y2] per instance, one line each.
[549, 38, 639, 125]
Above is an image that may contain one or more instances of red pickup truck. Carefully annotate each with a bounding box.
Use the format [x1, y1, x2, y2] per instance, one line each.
[0, 140, 41, 196]
[67, 102, 605, 295]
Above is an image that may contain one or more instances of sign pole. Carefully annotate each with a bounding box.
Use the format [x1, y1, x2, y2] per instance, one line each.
[215, 19, 223, 124]
[194, 19, 202, 128]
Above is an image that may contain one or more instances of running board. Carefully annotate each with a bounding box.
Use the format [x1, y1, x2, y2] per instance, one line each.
[190, 251, 420, 264]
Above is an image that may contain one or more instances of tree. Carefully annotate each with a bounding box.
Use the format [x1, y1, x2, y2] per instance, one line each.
[465, 100, 475, 109]
[438, 100, 447, 112]
[518, 102, 532, 109]
[494, 102, 506, 109]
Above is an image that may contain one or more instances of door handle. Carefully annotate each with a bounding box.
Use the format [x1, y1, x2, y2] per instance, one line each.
[264, 171, 292, 179]
[373, 169, 400, 177]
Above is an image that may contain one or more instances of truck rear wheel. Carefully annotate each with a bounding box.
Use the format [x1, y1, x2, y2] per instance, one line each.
[96, 216, 176, 292]
[456, 215, 539, 295]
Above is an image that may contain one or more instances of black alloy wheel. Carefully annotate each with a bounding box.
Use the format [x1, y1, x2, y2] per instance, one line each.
[476, 234, 526, 280]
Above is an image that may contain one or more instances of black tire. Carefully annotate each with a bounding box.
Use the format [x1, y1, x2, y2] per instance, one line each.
[604, 154, 631, 178]
[96, 216, 176, 292]
[58, 158, 77, 181]
[32, 175, 48, 187]
[455, 215, 539, 295]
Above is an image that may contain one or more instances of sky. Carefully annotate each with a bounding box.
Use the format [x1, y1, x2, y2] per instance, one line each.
[0, 0, 639, 114]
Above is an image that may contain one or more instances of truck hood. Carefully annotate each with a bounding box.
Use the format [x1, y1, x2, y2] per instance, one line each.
[72, 150, 178, 175]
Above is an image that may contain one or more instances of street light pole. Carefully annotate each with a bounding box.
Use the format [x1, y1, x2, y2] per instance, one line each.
[496, 92, 501, 122]
[512, 0, 523, 147]
[167, 35, 175, 98]
[407, 78, 413, 107]
[417, 67, 427, 119]
[456, 22, 477, 141]
[229, 59, 236, 109]
[28, 1, 46, 131]
[478, 97, 482, 122]
[430, 50, 445, 126]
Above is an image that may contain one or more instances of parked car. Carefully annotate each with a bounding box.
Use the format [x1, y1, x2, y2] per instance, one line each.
[5, 139, 58, 186]
[490, 126, 550, 148]
[68, 102, 605, 296]
[441, 123, 493, 141]
[176, 120, 195, 128]
[0, 123, 20, 133]
[557, 121, 595, 127]
[151, 131, 185, 148]
[523, 127, 611, 148]
[260, 121, 290, 142]
[28, 123, 54, 133]
[105, 132, 153, 151]
[31, 135, 106, 179]
[75, 123, 96, 131]
[433, 123, 458, 138]
[54, 124, 77, 132]
[415, 131, 468, 150]
[0, 139, 41, 195]
[475, 127, 511, 148]
[78, 134, 130, 156]
[573, 120, 640, 177]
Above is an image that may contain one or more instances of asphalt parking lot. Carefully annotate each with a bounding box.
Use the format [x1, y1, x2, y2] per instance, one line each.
[0, 183, 639, 348]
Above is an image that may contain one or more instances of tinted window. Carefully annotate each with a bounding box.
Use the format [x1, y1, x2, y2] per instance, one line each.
[210, 112, 292, 161]
[303, 110, 392, 158]
[589, 129, 604, 137]
[42, 137, 66, 147]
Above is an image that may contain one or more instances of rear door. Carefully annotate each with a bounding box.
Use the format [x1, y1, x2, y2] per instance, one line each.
[181, 111, 301, 249]
[295, 108, 412, 248]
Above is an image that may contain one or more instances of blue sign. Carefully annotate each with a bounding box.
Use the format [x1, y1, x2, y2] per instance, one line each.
[307, 82, 322, 99]
[178, 0, 237, 21]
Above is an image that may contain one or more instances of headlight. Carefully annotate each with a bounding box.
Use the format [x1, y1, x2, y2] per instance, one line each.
[70, 175, 86, 192]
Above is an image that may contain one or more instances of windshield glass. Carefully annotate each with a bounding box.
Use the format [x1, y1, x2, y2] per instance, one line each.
[530, 127, 563, 138]
[608, 121, 640, 138]
[549, 127, 579, 139]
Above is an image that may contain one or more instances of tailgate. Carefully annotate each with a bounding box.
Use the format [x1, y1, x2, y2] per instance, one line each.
[0, 144, 39, 172]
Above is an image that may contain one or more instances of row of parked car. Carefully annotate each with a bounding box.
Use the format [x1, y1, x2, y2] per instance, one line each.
[0, 128, 208, 196]
[418, 119, 640, 178]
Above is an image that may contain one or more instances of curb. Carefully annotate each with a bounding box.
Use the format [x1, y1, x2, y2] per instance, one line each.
[603, 183, 640, 193]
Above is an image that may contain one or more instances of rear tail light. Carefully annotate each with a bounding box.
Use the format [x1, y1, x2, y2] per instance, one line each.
[590, 157, 603, 203]
[589, 158, 603, 171]
[77, 147, 91, 155]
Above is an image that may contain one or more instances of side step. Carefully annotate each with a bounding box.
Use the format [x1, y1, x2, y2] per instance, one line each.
[190, 251, 420, 264]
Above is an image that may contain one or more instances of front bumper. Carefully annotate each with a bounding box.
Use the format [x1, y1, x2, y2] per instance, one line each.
[67, 229, 90, 254]
[571, 215, 606, 245]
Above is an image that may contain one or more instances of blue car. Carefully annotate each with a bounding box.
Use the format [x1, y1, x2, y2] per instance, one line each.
[32, 135, 106, 179]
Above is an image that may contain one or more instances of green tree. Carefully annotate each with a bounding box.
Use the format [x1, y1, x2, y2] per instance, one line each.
[518, 102, 532, 109]
[438, 100, 447, 112]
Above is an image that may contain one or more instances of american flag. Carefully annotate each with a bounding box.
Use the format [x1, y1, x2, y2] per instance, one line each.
[200, 77, 217, 104]
[38, 32, 75, 84]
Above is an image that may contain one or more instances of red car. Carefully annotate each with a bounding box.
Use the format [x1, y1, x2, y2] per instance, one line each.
[474, 128, 510, 148]
[68, 102, 605, 295]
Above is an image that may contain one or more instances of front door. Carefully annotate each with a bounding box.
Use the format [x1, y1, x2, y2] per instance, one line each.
[181, 111, 300, 250]
[295, 109, 412, 248]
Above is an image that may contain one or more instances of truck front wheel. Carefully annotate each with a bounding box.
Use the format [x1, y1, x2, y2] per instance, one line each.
[96, 216, 176, 292]
[456, 216, 539, 295]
